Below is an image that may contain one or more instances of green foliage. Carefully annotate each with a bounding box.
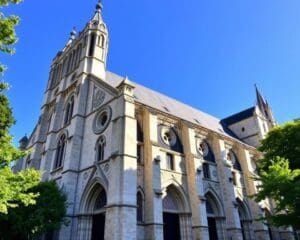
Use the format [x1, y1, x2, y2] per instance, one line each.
[0, 0, 41, 215]
[0, 181, 68, 240]
[254, 120, 300, 229]
[0, 83, 14, 138]
[259, 120, 300, 170]
[0, 166, 40, 214]
[0, 0, 22, 74]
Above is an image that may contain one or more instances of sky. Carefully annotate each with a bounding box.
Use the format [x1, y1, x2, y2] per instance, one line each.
[2, 0, 300, 145]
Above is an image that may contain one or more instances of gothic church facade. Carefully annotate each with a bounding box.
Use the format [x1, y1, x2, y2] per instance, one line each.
[15, 3, 295, 240]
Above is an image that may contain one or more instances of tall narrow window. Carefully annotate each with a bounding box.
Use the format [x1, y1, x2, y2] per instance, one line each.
[96, 135, 106, 162]
[99, 35, 105, 47]
[89, 33, 96, 57]
[66, 53, 73, 74]
[137, 144, 143, 164]
[75, 44, 82, 67]
[232, 171, 237, 186]
[137, 191, 144, 222]
[64, 96, 74, 125]
[166, 153, 174, 170]
[203, 163, 210, 179]
[70, 50, 76, 71]
[54, 134, 66, 169]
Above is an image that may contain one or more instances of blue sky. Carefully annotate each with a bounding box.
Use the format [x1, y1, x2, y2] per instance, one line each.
[2, 0, 300, 144]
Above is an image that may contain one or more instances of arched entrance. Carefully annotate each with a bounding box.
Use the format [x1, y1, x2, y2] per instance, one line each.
[162, 184, 190, 240]
[237, 198, 253, 240]
[78, 182, 107, 240]
[205, 192, 226, 240]
[91, 188, 106, 240]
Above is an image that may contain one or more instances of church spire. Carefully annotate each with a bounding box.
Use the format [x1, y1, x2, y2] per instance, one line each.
[255, 84, 266, 111]
[254, 84, 276, 126]
[92, 0, 103, 22]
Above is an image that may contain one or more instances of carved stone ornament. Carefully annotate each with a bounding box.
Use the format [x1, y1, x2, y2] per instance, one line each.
[93, 106, 112, 134]
[93, 88, 106, 109]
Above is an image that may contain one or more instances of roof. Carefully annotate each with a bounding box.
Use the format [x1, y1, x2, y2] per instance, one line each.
[105, 71, 242, 141]
[221, 107, 255, 126]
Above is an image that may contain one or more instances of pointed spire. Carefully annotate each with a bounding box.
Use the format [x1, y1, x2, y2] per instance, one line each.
[92, 0, 103, 22]
[255, 84, 266, 111]
[254, 84, 276, 126]
[66, 27, 77, 46]
[96, 0, 103, 13]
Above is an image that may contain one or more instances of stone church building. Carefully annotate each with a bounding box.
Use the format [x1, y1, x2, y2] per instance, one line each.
[15, 2, 295, 240]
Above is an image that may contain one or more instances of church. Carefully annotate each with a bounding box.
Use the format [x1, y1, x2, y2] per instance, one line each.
[15, 2, 295, 240]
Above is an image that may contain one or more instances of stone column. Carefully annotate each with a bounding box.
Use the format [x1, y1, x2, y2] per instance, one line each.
[77, 215, 92, 240]
[143, 108, 164, 240]
[212, 138, 243, 240]
[105, 79, 137, 240]
[181, 123, 208, 240]
[179, 213, 193, 240]
[41, 93, 65, 180]
[239, 149, 270, 240]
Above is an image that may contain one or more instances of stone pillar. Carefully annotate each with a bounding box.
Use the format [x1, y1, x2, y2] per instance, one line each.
[41, 92, 65, 180]
[143, 108, 164, 240]
[61, 77, 89, 240]
[105, 79, 137, 240]
[239, 149, 270, 240]
[181, 123, 208, 240]
[215, 217, 227, 239]
[77, 215, 92, 240]
[213, 138, 243, 240]
[179, 213, 193, 240]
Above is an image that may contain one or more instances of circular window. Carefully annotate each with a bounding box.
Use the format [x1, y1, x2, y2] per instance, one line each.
[161, 127, 177, 147]
[93, 106, 112, 134]
[196, 140, 209, 157]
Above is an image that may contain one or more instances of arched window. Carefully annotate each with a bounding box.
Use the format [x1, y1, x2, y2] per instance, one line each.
[54, 134, 66, 169]
[89, 33, 96, 57]
[99, 35, 105, 48]
[62, 58, 67, 77]
[70, 50, 76, 71]
[137, 191, 144, 222]
[203, 163, 210, 179]
[66, 53, 72, 74]
[96, 135, 106, 162]
[227, 151, 242, 171]
[75, 44, 82, 67]
[64, 96, 74, 125]
[197, 140, 215, 162]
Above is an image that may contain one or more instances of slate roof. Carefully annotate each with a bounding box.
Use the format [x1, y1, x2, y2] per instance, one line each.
[221, 107, 255, 126]
[105, 71, 242, 141]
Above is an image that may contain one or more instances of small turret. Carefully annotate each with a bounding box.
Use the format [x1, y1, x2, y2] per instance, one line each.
[81, 0, 109, 80]
[66, 28, 77, 47]
[19, 135, 28, 150]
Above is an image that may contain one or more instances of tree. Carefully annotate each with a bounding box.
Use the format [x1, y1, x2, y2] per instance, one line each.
[0, 0, 41, 214]
[0, 181, 68, 240]
[254, 120, 300, 230]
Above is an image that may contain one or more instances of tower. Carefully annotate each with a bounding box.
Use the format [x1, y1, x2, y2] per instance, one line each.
[221, 86, 276, 148]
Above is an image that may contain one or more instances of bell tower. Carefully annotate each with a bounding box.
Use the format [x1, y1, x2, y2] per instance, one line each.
[82, 1, 109, 80]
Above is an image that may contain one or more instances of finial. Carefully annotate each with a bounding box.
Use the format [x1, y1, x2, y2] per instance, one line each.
[96, 0, 103, 12]
[70, 27, 76, 37]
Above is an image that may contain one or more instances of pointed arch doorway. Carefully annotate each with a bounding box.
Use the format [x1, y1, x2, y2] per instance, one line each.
[237, 198, 254, 240]
[163, 186, 181, 240]
[91, 188, 107, 240]
[78, 182, 107, 240]
[205, 192, 226, 240]
[162, 185, 190, 240]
